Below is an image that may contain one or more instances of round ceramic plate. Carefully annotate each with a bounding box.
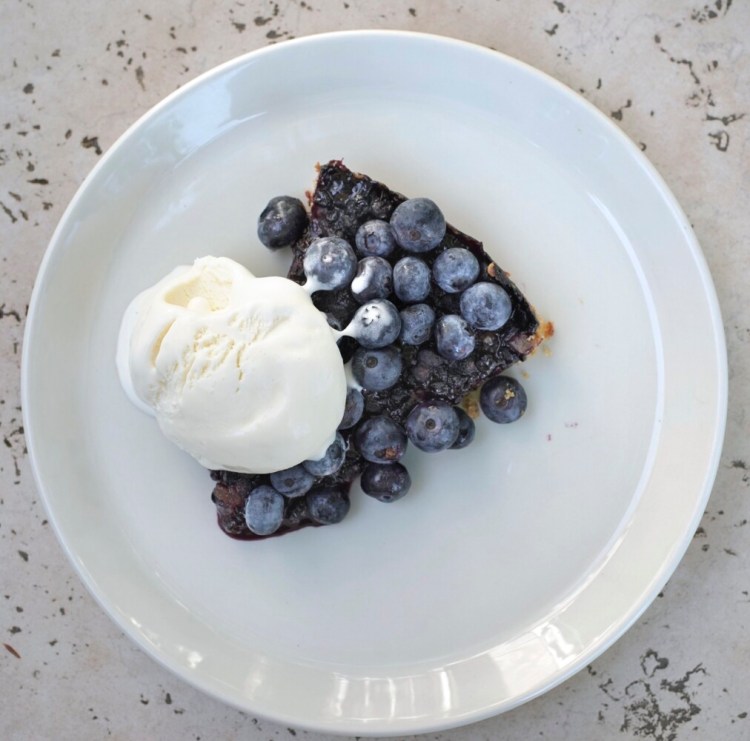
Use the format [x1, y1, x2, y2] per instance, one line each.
[22, 31, 726, 735]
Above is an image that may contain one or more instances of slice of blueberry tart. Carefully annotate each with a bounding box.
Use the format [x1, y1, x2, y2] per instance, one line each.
[210, 161, 552, 539]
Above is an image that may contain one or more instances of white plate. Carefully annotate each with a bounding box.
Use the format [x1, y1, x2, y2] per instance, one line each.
[22, 31, 727, 735]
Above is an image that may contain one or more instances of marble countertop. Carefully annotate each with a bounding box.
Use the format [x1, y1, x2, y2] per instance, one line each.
[2, 1, 748, 739]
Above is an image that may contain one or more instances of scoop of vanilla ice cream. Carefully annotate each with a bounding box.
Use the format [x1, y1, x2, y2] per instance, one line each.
[116, 256, 347, 474]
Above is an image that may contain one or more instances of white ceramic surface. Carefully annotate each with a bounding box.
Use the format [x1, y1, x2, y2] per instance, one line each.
[21, 31, 726, 736]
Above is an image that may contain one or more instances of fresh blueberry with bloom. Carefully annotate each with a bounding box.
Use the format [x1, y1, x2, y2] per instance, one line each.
[347, 299, 402, 349]
[339, 386, 365, 430]
[390, 198, 446, 253]
[479, 376, 528, 424]
[435, 314, 475, 360]
[354, 415, 408, 463]
[432, 247, 480, 293]
[306, 487, 350, 525]
[399, 303, 435, 345]
[303, 432, 347, 477]
[405, 400, 460, 452]
[351, 346, 402, 390]
[460, 282, 513, 330]
[270, 464, 315, 498]
[355, 219, 397, 258]
[303, 236, 357, 291]
[450, 407, 476, 449]
[393, 256, 431, 303]
[257, 195, 308, 250]
[351, 256, 393, 303]
[244, 485, 285, 535]
[360, 462, 411, 502]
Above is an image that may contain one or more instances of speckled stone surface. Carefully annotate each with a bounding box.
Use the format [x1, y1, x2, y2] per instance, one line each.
[2, 1, 749, 739]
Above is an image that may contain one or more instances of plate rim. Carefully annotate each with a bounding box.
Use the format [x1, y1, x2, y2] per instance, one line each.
[21, 29, 728, 735]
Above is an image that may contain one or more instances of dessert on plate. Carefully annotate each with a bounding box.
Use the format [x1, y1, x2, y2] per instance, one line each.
[117, 160, 551, 540]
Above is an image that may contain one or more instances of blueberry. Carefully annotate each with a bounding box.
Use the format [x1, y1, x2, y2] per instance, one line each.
[244, 485, 285, 535]
[348, 299, 401, 349]
[257, 196, 308, 250]
[355, 219, 397, 257]
[351, 346, 402, 390]
[435, 314, 475, 360]
[270, 464, 315, 498]
[360, 462, 411, 503]
[479, 376, 528, 423]
[450, 407, 476, 449]
[390, 198, 446, 253]
[399, 303, 435, 345]
[460, 282, 512, 330]
[303, 236, 357, 291]
[432, 247, 480, 293]
[306, 487, 350, 525]
[351, 256, 393, 303]
[393, 256, 431, 303]
[405, 400, 460, 452]
[354, 415, 408, 463]
[303, 432, 346, 477]
[339, 387, 364, 429]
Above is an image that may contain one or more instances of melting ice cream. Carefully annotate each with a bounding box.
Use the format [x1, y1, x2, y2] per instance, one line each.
[116, 256, 347, 474]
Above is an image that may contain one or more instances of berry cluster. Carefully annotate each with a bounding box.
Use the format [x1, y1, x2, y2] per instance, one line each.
[210, 163, 544, 540]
